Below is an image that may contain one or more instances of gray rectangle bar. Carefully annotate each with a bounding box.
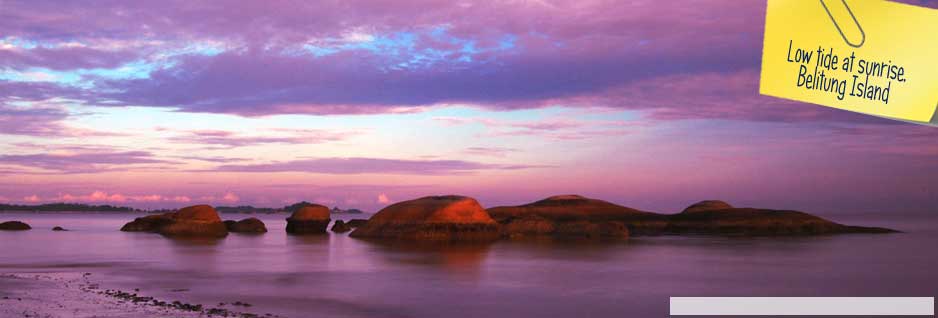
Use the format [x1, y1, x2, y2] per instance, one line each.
[670, 297, 934, 316]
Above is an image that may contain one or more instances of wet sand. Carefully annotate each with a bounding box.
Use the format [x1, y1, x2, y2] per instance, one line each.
[0, 272, 271, 318]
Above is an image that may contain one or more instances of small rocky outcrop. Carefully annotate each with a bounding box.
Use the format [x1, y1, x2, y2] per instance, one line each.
[331, 220, 352, 233]
[52, 226, 67, 231]
[489, 195, 666, 238]
[350, 195, 500, 241]
[120, 213, 174, 232]
[223, 218, 267, 233]
[120, 205, 228, 238]
[681, 200, 734, 213]
[666, 200, 898, 236]
[346, 219, 368, 228]
[0, 221, 31, 231]
[286, 204, 331, 234]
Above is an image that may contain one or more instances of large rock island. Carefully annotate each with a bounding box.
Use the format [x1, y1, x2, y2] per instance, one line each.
[666, 200, 897, 235]
[489, 196, 897, 237]
[120, 205, 228, 238]
[488, 195, 666, 238]
[350, 195, 500, 241]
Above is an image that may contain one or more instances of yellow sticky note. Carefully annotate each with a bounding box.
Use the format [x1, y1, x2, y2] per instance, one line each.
[760, 0, 938, 124]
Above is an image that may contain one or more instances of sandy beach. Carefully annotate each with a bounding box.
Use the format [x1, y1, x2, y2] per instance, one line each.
[0, 272, 272, 318]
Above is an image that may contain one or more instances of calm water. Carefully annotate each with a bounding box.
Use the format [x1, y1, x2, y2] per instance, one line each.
[1, 212, 937, 317]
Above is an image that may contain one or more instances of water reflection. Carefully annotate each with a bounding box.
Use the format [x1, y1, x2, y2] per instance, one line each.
[357, 239, 493, 279]
[165, 236, 224, 272]
[285, 233, 331, 244]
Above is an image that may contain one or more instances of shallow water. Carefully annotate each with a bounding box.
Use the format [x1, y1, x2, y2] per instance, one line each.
[1, 212, 937, 317]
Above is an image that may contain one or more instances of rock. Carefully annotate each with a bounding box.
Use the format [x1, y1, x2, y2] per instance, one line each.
[350, 195, 500, 241]
[119, 205, 227, 238]
[682, 200, 733, 213]
[346, 219, 368, 228]
[173, 205, 222, 222]
[0, 221, 31, 231]
[223, 218, 267, 233]
[331, 220, 352, 233]
[489, 195, 665, 238]
[667, 201, 899, 235]
[120, 213, 174, 232]
[286, 204, 330, 234]
[52, 226, 67, 231]
[156, 205, 228, 237]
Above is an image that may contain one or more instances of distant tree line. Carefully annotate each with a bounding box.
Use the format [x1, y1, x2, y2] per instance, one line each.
[0, 203, 136, 212]
[0, 202, 364, 214]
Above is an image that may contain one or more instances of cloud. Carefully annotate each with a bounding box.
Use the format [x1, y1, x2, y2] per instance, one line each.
[0, 105, 70, 136]
[222, 192, 240, 203]
[168, 128, 360, 147]
[463, 147, 519, 157]
[13, 191, 194, 204]
[0, 150, 169, 173]
[210, 157, 545, 174]
[435, 116, 636, 140]
[0, 0, 771, 120]
[377, 193, 391, 204]
[0, 102, 128, 137]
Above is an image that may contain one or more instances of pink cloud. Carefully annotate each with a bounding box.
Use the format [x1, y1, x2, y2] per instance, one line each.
[436, 116, 636, 140]
[2, 1, 767, 119]
[168, 128, 361, 148]
[0, 150, 170, 174]
[222, 192, 240, 203]
[463, 147, 518, 158]
[209, 157, 546, 174]
[377, 193, 391, 204]
[49, 191, 195, 204]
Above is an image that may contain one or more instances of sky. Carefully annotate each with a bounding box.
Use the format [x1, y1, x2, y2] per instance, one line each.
[1, 0, 937, 214]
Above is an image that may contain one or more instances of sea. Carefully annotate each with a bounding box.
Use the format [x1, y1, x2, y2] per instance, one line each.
[1, 211, 936, 317]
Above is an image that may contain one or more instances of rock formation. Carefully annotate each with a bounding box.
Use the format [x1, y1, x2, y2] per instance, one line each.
[331, 220, 352, 233]
[120, 213, 174, 232]
[667, 200, 898, 235]
[489, 196, 897, 237]
[0, 221, 31, 231]
[488, 195, 666, 238]
[681, 200, 733, 213]
[120, 205, 228, 238]
[223, 218, 267, 233]
[52, 226, 67, 231]
[285, 204, 331, 234]
[346, 219, 368, 228]
[350, 195, 500, 241]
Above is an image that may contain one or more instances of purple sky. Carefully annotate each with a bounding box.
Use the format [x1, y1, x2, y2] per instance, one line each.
[1, 0, 937, 214]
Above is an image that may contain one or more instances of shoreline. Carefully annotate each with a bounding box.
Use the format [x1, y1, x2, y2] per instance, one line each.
[0, 272, 276, 318]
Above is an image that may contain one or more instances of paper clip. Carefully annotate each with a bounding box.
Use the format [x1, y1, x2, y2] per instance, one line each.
[819, 0, 866, 48]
